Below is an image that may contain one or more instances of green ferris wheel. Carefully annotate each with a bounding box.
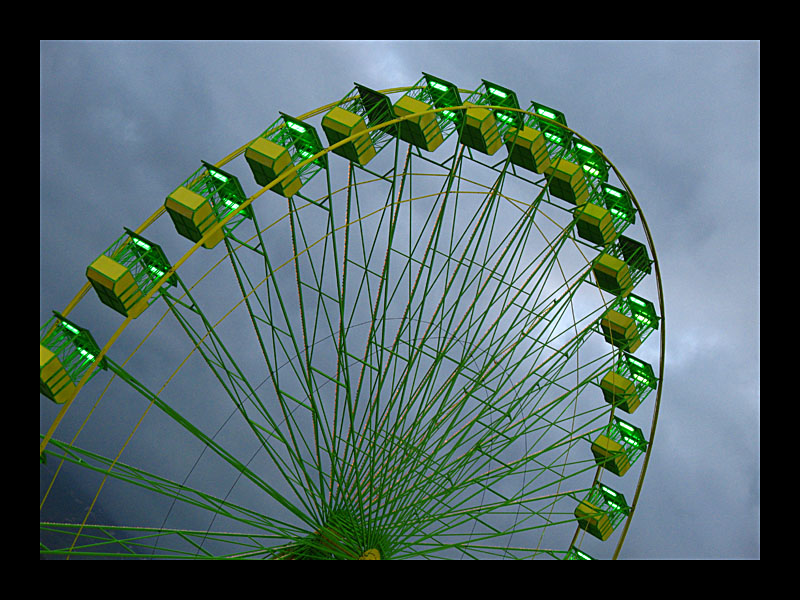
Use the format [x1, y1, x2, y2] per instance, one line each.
[40, 74, 665, 560]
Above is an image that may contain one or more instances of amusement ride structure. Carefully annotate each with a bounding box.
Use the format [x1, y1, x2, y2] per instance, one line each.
[40, 74, 665, 559]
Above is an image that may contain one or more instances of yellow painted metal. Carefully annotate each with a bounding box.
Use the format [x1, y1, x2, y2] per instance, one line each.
[86, 254, 149, 319]
[591, 433, 632, 476]
[40, 344, 77, 405]
[459, 101, 503, 155]
[574, 500, 614, 541]
[600, 309, 641, 352]
[392, 95, 444, 152]
[321, 106, 377, 166]
[503, 125, 550, 174]
[592, 253, 633, 297]
[545, 157, 590, 205]
[575, 202, 617, 246]
[42, 92, 434, 459]
[358, 548, 381, 560]
[600, 371, 641, 414]
[42, 91, 666, 564]
[244, 137, 302, 198]
[164, 186, 225, 249]
[611, 168, 666, 560]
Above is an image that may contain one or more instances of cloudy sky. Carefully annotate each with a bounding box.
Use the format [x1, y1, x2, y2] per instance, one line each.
[40, 40, 759, 559]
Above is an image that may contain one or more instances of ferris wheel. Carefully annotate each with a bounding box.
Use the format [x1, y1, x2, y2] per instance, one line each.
[40, 74, 665, 560]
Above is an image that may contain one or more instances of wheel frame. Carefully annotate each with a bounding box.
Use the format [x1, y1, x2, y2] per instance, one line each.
[40, 84, 665, 560]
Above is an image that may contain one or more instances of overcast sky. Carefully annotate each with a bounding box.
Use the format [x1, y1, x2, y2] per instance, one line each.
[40, 40, 759, 559]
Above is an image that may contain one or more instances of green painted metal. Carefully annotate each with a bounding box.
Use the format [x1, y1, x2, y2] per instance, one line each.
[565, 546, 594, 560]
[612, 417, 649, 453]
[166, 161, 251, 245]
[113, 228, 177, 290]
[353, 84, 398, 138]
[395, 75, 459, 147]
[572, 139, 609, 183]
[41, 76, 663, 561]
[321, 86, 394, 164]
[248, 113, 328, 186]
[625, 292, 661, 332]
[527, 100, 569, 147]
[278, 112, 329, 171]
[623, 353, 658, 390]
[471, 79, 523, 129]
[85, 228, 175, 317]
[595, 416, 649, 470]
[39, 313, 107, 401]
[602, 182, 636, 224]
[591, 233, 652, 296]
[617, 234, 652, 275]
[422, 72, 464, 127]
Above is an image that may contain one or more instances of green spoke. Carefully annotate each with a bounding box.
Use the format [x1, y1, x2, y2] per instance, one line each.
[41, 436, 307, 540]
